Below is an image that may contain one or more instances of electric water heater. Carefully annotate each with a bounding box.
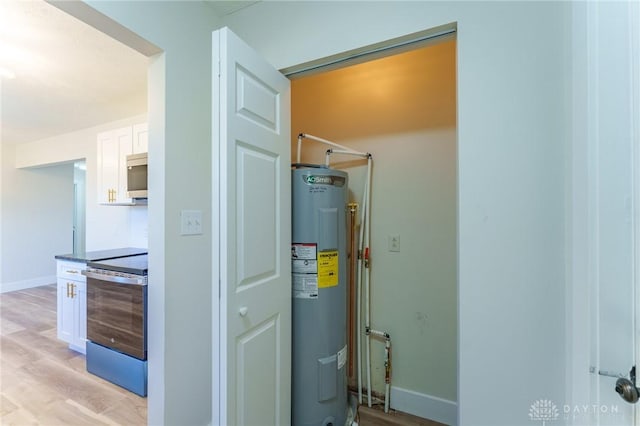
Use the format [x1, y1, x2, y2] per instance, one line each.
[291, 165, 348, 426]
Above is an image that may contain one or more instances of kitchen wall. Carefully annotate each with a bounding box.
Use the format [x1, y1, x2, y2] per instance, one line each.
[1, 114, 149, 292]
[292, 38, 457, 414]
[0, 142, 73, 292]
[224, 2, 570, 425]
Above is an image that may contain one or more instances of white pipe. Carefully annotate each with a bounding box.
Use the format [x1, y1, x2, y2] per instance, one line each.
[385, 382, 390, 413]
[356, 172, 369, 404]
[366, 317, 371, 407]
[325, 149, 369, 168]
[296, 134, 303, 164]
[357, 158, 372, 405]
[364, 156, 372, 407]
[368, 329, 387, 339]
[367, 329, 392, 413]
[384, 339, 391, 413]
[327, 149, 369, 158]
[301, 133, 361, 153]
[361, 157, 371, 407]
[356, 257, 362, 404]
[297, 133, 366, 166]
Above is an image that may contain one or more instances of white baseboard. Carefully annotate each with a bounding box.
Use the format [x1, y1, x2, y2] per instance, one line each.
[390, 386, 457, 426]
[1, 275, 56, 293]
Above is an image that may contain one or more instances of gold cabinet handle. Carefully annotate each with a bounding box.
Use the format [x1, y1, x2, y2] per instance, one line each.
[66, 282, 77, 298]
[65, 270, 78, 274]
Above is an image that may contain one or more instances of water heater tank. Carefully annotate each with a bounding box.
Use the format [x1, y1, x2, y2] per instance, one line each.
[291, 165, 348, 426]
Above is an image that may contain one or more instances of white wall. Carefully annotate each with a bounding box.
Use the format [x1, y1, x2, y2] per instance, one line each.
[224, 2, 570, 425]
[1, 115, 149, 292]
[12, 114, 149, 254]
[292, 39, 457, 422]
[72, 2, 221, 424]
[0, 141, 73, 292]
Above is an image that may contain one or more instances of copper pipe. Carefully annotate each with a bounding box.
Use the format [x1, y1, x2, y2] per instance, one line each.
[347, 203, 358, 381]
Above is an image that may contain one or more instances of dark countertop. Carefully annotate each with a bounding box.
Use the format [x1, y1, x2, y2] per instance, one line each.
[88, 254, 148, 275]
[55, 247, 148, 263]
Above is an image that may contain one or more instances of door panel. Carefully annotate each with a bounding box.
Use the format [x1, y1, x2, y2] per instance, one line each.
[236, 66, 280, 131]
[214, 27, 291, 426]
[236, 144, 279, 287]
[589, 2, 638, 425]
[236, 315, 280, 425]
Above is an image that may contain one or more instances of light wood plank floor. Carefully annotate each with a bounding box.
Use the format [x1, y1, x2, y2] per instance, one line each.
[0, 284, 147, 425]
[358, 405, 447, 426]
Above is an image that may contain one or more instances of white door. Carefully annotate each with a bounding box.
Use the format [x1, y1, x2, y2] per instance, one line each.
[213, 27, 291, 426]
[588, 2, 639, 425]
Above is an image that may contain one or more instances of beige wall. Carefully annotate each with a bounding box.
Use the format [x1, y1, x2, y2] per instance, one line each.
[291, 39, 457, 402]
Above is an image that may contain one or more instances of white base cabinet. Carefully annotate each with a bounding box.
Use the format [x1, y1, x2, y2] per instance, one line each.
[56, 261, 87, 354]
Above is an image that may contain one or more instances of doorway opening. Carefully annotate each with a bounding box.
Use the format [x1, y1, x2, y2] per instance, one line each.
[288, 30, 458, 425]
[73, 161, 86, 254]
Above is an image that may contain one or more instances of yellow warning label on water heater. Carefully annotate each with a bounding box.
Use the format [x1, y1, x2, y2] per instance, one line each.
[318, 251, 339, 288]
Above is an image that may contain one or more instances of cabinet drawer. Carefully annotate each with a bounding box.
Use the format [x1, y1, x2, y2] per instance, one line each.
[57, 261, 87, 281]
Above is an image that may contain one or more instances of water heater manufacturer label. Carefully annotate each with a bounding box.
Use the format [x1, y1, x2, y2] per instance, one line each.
[292, 274, 318, 299]
[318, 250, 339, 288]
[291, 243, 316, 260]
[301, 174, 346, 187]
[292, 243, 317, 274]
[292, 243, 319, 299]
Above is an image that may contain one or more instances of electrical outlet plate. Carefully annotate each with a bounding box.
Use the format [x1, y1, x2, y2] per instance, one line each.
[181, 210, 203, 235]
[388, 234, 400, 252]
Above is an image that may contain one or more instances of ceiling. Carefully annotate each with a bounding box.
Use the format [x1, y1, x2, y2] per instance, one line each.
[0, 0, 149, 145]
[204, 1, 259, 16]
[0, 1, 259, 146]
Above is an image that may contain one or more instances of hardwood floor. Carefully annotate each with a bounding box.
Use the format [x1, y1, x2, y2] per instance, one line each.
[358, 405, 447, 426]
[0, 285, 147, 425]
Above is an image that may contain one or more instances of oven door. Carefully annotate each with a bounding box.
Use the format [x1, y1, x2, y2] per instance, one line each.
[85, 271, 147, 360]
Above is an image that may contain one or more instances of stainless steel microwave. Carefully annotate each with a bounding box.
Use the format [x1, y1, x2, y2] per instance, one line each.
[126, 153, 148, 199]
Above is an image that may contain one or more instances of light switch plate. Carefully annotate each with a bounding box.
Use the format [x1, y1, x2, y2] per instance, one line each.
[388, 234, 400, 252]
[181, 210, 203, 235]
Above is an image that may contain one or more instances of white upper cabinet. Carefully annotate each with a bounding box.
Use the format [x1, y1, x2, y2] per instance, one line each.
[97, 122, 147, 204]
[132, 122, 148, 154]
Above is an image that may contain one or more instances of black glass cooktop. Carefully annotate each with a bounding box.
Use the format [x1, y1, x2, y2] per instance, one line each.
[55, 247, 147, 263]
[87, 254, 148, 276]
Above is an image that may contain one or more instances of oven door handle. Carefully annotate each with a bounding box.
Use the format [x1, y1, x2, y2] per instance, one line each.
[83, 270, 147, 285]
